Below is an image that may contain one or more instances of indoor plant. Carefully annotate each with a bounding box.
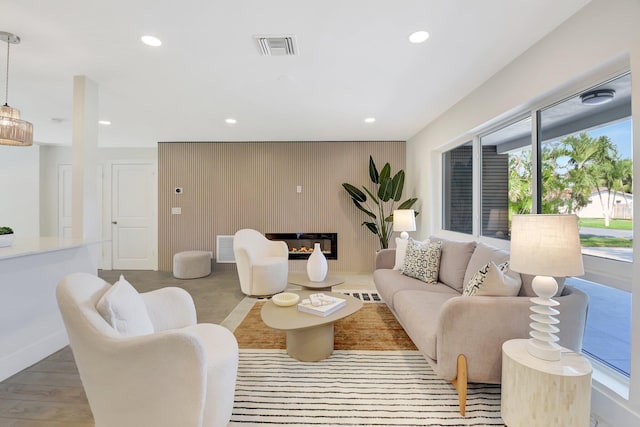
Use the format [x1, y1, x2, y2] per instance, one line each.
[342, 156, 418, 249]
[0, 226, 14, 247]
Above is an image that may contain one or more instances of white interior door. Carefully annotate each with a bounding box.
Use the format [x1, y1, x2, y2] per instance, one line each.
[58, 164, 73, 239]
[111, 163, 157, 270]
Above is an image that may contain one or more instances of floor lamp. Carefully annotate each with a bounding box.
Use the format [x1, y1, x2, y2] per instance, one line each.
[509, 214, 584, 361]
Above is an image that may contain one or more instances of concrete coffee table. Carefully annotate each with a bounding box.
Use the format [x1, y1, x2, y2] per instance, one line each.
[261, 290, 363, 362]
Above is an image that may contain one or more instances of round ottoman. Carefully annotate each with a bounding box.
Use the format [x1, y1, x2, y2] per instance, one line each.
[173, 251, 211, 279]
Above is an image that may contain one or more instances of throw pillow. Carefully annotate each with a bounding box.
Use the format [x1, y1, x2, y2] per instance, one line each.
[463, 261, 522, 296]
[393, 237, 429, 270]
[401, 239, 442, 284]
[96, 275, 154, 336]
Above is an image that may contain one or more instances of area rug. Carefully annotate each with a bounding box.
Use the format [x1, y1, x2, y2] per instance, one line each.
[233, 301, 417, 351]
[230, 349, 504, 426]
[229, 300, 504, 426]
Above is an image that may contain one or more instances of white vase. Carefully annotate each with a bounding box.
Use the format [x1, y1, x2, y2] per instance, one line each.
[307, 243, 328, 282]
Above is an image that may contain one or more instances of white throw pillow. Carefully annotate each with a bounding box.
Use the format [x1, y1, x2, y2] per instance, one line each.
[96, 275, 154, 336]
[394, 238, 429, 270]
[463, 261, 521, 296]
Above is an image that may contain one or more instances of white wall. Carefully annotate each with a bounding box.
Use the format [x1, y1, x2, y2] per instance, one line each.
[39, 145, 157, 237]
[1, 144, 40, 238]
[407, 0, 640, 425]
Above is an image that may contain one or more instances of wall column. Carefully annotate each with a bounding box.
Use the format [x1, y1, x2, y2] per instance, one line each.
[71, 75, 99, 241]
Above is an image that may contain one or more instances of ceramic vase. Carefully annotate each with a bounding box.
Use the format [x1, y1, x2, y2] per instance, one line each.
[307, 243, 328, 282]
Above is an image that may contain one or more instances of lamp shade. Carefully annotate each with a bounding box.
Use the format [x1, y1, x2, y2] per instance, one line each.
[393, 209, 416, 232]
[510, 214, 584, 277]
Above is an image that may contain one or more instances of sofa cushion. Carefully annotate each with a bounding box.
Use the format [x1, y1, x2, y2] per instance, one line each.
[393, 290, 458, 360]
[373, 269, 459, 311]
[401, 239, 442, 283]
[463, 261, 522, 296]
[96, 275, 154, 337]
[429, 236, 476, 292]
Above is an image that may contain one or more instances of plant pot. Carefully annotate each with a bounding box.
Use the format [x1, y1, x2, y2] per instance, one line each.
[0, 233, 14, 247]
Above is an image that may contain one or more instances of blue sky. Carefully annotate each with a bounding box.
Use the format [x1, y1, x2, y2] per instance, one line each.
[588, 119, 633, 160]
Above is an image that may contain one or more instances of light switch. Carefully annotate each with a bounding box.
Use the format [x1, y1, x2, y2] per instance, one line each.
[172, 207, 181, 215]
[296, 185, 302, 193]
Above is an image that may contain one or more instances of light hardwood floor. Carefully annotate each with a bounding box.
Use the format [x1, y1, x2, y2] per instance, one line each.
[0, 270, 245, 427]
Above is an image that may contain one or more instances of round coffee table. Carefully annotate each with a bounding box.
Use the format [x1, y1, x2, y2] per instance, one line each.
[261, 290, 362, 361]
[287, 272, 345, 291]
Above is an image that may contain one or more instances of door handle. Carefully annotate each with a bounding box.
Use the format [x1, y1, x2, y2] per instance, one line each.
[112, 221, 118, 225]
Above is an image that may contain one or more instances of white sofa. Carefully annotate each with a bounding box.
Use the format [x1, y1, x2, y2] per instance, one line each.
[374, 237, 589, 415]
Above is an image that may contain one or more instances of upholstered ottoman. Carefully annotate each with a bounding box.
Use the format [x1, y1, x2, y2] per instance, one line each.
[173, 251, 211, 279]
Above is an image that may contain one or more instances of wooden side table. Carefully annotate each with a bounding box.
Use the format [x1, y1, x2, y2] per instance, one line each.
[501, 339, 592, 427]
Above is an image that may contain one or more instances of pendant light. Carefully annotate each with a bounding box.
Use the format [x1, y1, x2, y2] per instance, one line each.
[0, 31, 33, 146]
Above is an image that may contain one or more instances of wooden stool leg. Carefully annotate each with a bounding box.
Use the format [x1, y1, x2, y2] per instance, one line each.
[451, 354, 468, 416]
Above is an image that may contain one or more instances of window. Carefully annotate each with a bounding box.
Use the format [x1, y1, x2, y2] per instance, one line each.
[441, 72, 633, 378]
[539, 73, 633, 263]
[480, 117, 532, 239]
[442, 142, 473, 234]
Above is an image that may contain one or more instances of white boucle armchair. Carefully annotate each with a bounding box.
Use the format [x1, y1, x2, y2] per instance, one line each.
[233, 228, 288, 296]
[56, 272, 238, 427]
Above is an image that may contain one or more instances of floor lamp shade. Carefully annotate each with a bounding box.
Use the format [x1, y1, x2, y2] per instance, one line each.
[510, 214, 584, 360]
[393, 209, 416, 240]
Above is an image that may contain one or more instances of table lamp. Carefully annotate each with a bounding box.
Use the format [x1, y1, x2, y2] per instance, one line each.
[393, 209, 416, 240]
[509, 214, 584, 361]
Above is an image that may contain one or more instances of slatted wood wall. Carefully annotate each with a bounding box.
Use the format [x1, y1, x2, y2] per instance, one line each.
[158, 141, 407, 272]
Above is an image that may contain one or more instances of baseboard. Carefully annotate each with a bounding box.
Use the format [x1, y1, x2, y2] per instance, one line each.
[0, 330, 69, 382]
[591, 381, 640, 427]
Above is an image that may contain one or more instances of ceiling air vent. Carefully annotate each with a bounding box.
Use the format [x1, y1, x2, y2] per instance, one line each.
[254, 35, 297, 56]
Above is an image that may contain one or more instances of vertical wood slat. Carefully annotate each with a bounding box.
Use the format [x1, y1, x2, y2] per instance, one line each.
[158, 141, 406, 272]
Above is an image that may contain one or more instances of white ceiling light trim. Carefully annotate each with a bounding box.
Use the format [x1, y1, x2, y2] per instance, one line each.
[141, 35, 162, 47]
[409, 30, 430, 43]
[254, 35, 297, 56]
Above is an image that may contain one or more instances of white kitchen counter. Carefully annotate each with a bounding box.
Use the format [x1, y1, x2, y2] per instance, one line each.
[0, 237, 100, 381]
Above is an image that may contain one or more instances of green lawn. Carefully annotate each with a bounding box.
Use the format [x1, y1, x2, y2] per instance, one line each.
[580, 236, 633, 248]
[578, 218, 633, 230]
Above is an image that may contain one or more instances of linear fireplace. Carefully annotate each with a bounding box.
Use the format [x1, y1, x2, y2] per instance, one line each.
[265, 233, 337, 260]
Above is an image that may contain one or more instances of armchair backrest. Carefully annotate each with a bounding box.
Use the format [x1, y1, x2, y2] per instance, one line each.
[233, 229, 288, 295]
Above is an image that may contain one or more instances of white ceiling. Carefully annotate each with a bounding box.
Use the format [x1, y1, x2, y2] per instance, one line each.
[0, 0, 592, 147]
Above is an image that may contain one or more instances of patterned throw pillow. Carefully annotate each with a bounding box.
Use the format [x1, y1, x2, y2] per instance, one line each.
[463, 260, 520, 296]
[401, 239, 442, 283]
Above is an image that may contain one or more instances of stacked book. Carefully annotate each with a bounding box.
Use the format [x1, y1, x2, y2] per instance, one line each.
[298, 293, 346, 317]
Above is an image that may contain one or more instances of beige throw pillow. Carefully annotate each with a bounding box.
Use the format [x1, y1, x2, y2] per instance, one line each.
[463, 261, 522, 296]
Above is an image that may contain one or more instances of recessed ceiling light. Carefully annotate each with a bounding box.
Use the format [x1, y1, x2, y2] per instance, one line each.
[409, 31, 430, 44]
[98, 120, 111, 125]
[225, 118, 237, 124]
[364, 117, 376, 123]
[141, 35, 162, 47]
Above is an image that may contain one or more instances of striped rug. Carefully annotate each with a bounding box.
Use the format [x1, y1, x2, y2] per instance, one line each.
[230, 350, 504, 426]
